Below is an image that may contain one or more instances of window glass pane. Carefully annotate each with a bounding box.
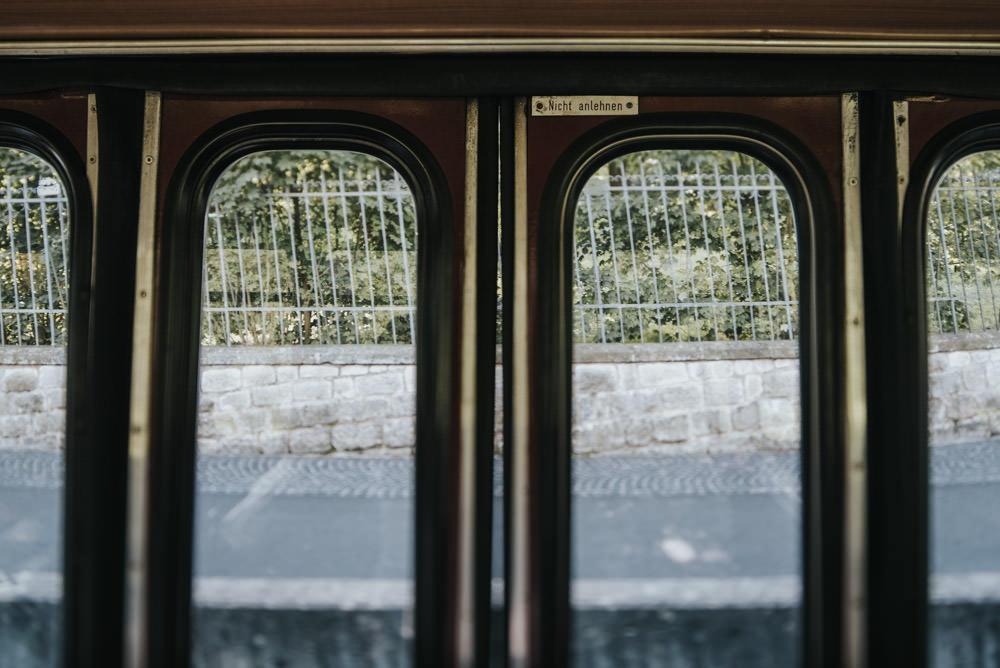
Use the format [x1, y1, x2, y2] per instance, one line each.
[0, 148, 69, 666]
[571, 150, 801, 665]
[927, 151, 1000, 665]
[192, 150, 416, 666]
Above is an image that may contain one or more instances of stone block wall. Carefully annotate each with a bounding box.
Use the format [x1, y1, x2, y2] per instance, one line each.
[2, 334, 1000, 454]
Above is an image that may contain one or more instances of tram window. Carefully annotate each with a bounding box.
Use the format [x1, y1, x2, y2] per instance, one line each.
[192, 150, 416, 666]
[925, 150, 1000, 665]
[0, 147, 70, 667]
[570, 149, 801, 665]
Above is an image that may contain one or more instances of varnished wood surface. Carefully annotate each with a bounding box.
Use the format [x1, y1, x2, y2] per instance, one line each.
[3, 0, 1000, 43]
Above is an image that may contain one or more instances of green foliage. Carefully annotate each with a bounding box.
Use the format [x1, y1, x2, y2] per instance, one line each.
[573, 150, 798, 343]
[0, 149, 69, 345]
[203, 150, 418, 345]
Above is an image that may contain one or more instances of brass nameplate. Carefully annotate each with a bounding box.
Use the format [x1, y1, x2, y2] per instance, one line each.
[531, 96, 638, 117]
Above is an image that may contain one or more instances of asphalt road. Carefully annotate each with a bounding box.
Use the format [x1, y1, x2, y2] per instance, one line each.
[3, 441, 1000, 608]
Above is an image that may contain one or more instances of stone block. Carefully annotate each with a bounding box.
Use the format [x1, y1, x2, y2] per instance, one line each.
[32, 411, 63, 435]
[744, 374, 763, 402]
[331, 422, 382, 451]
[331, 377, 356, 398]
[574, 364, 619, 393]
[385, 395, 415, 418]
[253, 433, 289, 455]
[11, 393, 43, 414]
[276, 365, 298, 382]
[383, 417, 415, 447]
[759, 398, 798, 426]
[928, 354, 948, 374]
[625, 418, 656, 446]
[271, 406, 304, 430]
[573, 420, 627, 454]
[299, 365, 339, 378]
[690, 361, 734, 379]
[301, 401, 336, 425]
[288, 427, 332, 454]
[651, 414, 690, 444]
[732, 359, 774, 377]
[340, 365, 370, 377]
[235, 409, 270, 432]
[293, 380, 332, 402]
[4, 369, 38, 393]
[963, 366, 989, 392]
[732, 403, 761, 431]
[403, 366, 416, 392]
[704, 378, 744, 406]
[0, 414, 33, 438]
[634, 362, 687, 388]
[761, 369, 799, 398]
[37, 366, 64, 389]
[691, 409, 732, 437]
[930, 371, 963, 397]
[355, 372, 404, 396]
[252, 383, 296, 407]
[42, 389, 65, 410]
[955, 416, 990, 442]
[332, 398, 391, 423]
[242, 366, 276, 386]
[946, 351, 972, 369]
[201, 368, 241, 393]
[218, 390, 251, 411]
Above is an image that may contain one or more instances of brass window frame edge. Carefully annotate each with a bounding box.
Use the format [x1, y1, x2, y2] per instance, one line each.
[841, 91, 868, 668]
[125, 90, 161, 668]
[4, 37, 1000, 56]
[455, 97, 479, 666]
[893, 101, 909, 232]
[509, 95, 531, 665]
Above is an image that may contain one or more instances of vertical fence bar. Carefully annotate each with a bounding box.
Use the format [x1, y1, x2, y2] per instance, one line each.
[637, 159, 663, 341]
[355, 171, 379, 343]
[37, 189, 57, 342]
[212, 206, 233, 345]
[250, 215, 268, 343]
[713, 161, 739, 338]
[676, 162, 701, 342]
[337, 167, 362, 343]
[601, 174, 627, 342]
[694, 161, 721, 338]
[584, 193, 607, 343]
[619, 160, 645, 342]
[946, 177, 973, 329]
[20, 182, 40, 343]
[319, 173, 343, 344]
[655, 161, 683, 340]
[767, 168, 795, 338]
[5, 181, 22, 343]
[957, 179, 988, 327]
[934, 192, 959, 332]
[374, 168, 398, 344]
[267, 197, 287, 344]
[733, 158, 758, 340]
[231, 209, 252, 342]
[394, 170, 415, 343]
[749, 161, 777, 340]
[970, 178, 999, 328]
[283, 193, 305, 343]
[301, 181, 324, 343]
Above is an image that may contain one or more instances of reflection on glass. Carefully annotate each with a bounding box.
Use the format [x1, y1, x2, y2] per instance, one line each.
[570, 150, 801, 665]
[192, 151, 416, 666]
[0, 148, 69, 666]
[927, 152, 1000, 666]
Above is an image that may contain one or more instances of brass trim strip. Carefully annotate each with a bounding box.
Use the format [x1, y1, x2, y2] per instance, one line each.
[893, 100, 909, 231]
[455, 97, 479, 666]
[841, 91, 868, 668]
[509, 96, 530, 666]
[125, 90, 161, 668]
[2, 37, 1000, 56]
[86, 94, 99, 290]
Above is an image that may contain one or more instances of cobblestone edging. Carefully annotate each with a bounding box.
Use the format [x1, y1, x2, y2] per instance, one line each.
[1, 333, 999, 454]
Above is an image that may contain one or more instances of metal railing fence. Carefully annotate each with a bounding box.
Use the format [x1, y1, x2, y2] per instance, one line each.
[0, 155, 70, 346]
[573, 151, 799, 343]
[927, 156, 1000, 334]
[202, 152, 418, 345]
[8, 148, 1000, 346]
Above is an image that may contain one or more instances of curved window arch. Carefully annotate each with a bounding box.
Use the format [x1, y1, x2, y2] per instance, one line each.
[157, 110, 456, 668]
[536, 115, 837, 666]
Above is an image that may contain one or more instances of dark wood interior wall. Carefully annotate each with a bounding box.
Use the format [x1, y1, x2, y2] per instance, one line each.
[3, 1, 1000, 41]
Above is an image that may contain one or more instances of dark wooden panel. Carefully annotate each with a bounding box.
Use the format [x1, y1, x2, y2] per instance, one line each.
[3, 0, 1000, 41]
